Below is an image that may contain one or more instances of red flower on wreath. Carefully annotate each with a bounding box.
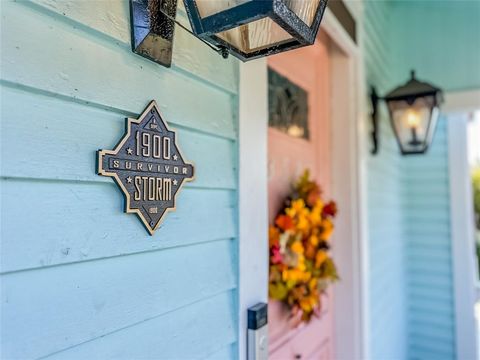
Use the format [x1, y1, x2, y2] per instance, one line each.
[322, 201, 337, 218]
[270, 245, 283, 264]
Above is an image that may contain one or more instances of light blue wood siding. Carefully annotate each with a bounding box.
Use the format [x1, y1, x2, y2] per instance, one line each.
[389, 2, 480, 359]
[364, 1, 480, 358]
[0, 0, 239, 359]
[402, 119, 455, 360]
[362, 2, 407, 359]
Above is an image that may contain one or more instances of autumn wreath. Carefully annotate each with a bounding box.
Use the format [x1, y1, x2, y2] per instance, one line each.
[269, 170, 339, 323]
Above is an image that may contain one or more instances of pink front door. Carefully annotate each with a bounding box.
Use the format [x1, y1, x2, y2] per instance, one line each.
[268, 32, 333, 360]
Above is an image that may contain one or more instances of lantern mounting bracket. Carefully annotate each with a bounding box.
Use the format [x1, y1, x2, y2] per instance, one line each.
[130, 0, 178, 68]
[130, 0, 228, 68]
[370, 86, 382, 155]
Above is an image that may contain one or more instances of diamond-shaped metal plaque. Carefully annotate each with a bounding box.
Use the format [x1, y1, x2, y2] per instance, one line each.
[97, 100, 194, 235]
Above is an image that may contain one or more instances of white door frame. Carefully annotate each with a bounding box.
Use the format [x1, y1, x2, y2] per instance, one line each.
[445, 89, 480, 360]
[238, 8, 368, 359]
[238, 58, 269, 360]
[322, 8, 368, 360]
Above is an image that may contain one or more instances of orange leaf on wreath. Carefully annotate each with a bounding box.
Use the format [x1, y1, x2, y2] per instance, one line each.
[269, 226, 280, 247]
[275, 214, 294, 231]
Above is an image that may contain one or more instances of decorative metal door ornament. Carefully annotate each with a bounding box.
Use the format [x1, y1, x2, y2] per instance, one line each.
[268, 68, 309, 139]
[97, 101, 194, 235]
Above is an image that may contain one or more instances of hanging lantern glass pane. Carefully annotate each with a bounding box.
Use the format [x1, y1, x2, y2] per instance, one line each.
[388, 95, 439, 154]
[217, 17, 293, 54]
[194, 0, 251, 18]
[284, 0, 321, 26]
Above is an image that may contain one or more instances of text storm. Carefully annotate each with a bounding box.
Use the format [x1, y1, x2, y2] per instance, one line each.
[97, 101, 195, 235]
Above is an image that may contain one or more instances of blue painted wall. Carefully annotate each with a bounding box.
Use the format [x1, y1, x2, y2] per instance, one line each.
[401, 117, 455, 360]
[390, 2, 480, 359]
[363, 2, 408, 359]
[0, 0, 239, 358]
[364, 1, 480, 359]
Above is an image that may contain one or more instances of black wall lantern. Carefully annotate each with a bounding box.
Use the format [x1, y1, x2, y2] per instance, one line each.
[130, 0, 328, 67]
[370, 71, 444, 155]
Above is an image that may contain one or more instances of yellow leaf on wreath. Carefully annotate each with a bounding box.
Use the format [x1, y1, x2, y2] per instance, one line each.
[315, 251, 328, 268]
[291, 241, 304, 254]
[320, 219, 334, 240]
[300, 298, 313, 312]
[269, 283, 288, 300]
[286, 199, 305, 218]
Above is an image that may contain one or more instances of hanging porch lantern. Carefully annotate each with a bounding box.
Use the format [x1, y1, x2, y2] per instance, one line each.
[370, 71, 444, 155]
[183, 0, 328, 61]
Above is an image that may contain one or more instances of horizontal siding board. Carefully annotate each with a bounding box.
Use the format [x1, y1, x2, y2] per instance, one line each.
[203, 344, 236, 360]
[408, 286, 453, 304]
[1, 179, 236, 272]
[1, 0, 237, 139]
[404, 223, 450, 236]
[409, 326, 455, 344]
[409, 338, 455, 358]
[403, 208, 450, 221]
[0, 85, 236, 189]
[401, 198, 450, 209]
[409, 348, 454, 360]
[409, 313, 455, 331]
[407, 273, 453, 290]
[402, 182, 450, 195]
[26, 0, 239, 94]
[408, 298, 454, 316]
[407, 262, 452, 278]
[407, 246, 452, 263]
[42, 291, 237, 360]
[1, 239, 236, 359]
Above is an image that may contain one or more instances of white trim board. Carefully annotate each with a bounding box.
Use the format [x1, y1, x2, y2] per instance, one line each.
[238, 59, 269, 360]
[444, 89, 480, 113]
[447, 113, 478, 360]
[322, 8, 369, 360]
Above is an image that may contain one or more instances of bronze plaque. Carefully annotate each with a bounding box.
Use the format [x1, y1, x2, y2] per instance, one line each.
[97, 101, 194, 235]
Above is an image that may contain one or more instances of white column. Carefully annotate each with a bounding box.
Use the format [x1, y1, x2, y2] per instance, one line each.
[238, 59, 269, 360]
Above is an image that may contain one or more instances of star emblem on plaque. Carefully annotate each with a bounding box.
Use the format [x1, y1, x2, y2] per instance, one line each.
[97, 101, 194, 235]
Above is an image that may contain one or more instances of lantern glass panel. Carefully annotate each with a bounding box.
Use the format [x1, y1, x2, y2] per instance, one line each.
[194, 0, 251, 18]
[284, 0, 321, 26]
[388, 95, 438, 153]
[216, 17, 293, 54]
